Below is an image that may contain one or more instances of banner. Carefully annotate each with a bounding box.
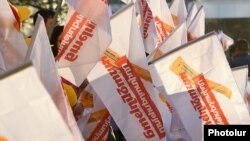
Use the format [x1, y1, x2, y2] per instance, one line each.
[57, 0, 111, 86]
[0, 63, 74, 141]
[25, 15, 84, 141]
[150, 32, 250, 141]
[88, 4, 166, 141]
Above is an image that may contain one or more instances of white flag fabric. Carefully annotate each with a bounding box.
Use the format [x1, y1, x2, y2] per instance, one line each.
[137, 0, 157, 54]
[148, 0, 175, 45]
[187, 6, 205, 41]
[186, 2, 198, 27]
[232, 66, 250, 113]
[0, 63, 74, 141]
[217, 30, 234, 51]
[232, 66, 249, 98]
[246, 80, 250, 112]
[148, 21, 190, 140]
[170, 0, 188, 26]
[148, 21, 187, 62]
[150, 32, 250, 141]
[76, 84, 110, 141]
[0, 0, 27, 72]
[57, 0, 112, 86]
[26, 15, 84, 141]
[88, 4, 166, 141]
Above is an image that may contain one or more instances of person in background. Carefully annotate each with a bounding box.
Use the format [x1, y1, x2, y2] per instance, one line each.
[33, 9, 57, 36]
[228, 39, 250, 77]
[50, 25, 64, 57]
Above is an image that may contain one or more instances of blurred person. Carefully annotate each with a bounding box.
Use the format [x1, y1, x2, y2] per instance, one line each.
[33, 9, 58, 36]
[228, 39, 250, 77]
[50, 25, 64, 57]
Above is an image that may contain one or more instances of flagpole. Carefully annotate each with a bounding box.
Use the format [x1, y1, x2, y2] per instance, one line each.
[49, 0, 63, 39]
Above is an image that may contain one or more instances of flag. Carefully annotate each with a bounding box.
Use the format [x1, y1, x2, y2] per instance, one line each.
[150, 32, 250, 141]
[187, 6, 205, 41]
[57, 0, 112, 86]
[75, 83, 111, 141]
[232, 66, 250, 112]
[148, 0, 175, 45]
[137, 0, 157, 54]
[0, 0, 27, 72]
[25, 15, 84, 141]
[170, 0, 188, 26]
[186, 2, 198, 27]
[232, 66, 249, 98]
[148, 21, 191, 140]
[217, 30, 234, 51]
[88, 3, 166, 140]
[0, 63, 74, 141]
[148, 21, 187, 61]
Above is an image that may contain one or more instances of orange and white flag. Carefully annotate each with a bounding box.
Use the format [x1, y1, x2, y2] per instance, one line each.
[187, 6, 205, 41]
[0, 0, 27, 72]
[232, 66, 250, 113]
[246, 80, 250, 112]
[150, 32, 250, 141]
[57, 0, 111, 86]
[136, 0, 157, 54]
[0, 63, 74, 141]
[170, 0, 188, 26]
[186, 1, 198, 27]
[148, 21, 187, 62]
[148, 0, 175, 45]
[26, 15, 84, 141]
[148, 21, 190, 141]
[88, 3, 166, 140]
[76, 84, 111, 141]
[232, 66, 249, 98]
[217, 30, 234, 51]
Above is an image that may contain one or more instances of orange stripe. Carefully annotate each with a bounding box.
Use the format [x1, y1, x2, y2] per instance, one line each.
[193, 74, 229, 125]
[87, 109, 109, 123]
[87, 113, 110, 141]
[116, 56, 165, 139]
[56, 12, 88, 60]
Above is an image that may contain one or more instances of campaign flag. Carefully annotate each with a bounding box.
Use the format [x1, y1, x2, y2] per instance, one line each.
[136, 0, 157, 54]
[57, 0, 112, 86]
[148, 0, 175, 45]
[187, 6, 205, 41]
[217, 30, 234, 51]
[148, 21, 190, 140]
[232, 66, 250, 112]
[26, 15, 84, 141]
[246, 80, 250, 112]
[75, 83, 111, 141]
[88, 3, 166, 141]
[148, 21, 187, 61]
[0, 63, 74, 141]
[0, 0, 27, 72]
[170, 0, 188, 26]
[186, 2, 198, 27]
[150, 32, 250, 141]
[232, 66, 249, 98]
